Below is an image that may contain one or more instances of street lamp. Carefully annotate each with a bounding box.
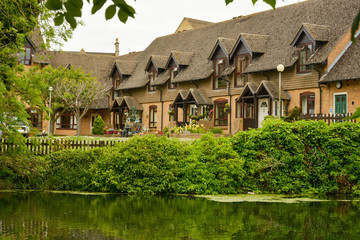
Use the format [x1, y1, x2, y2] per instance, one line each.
[48, 86, 53, 135]
[277, 64, 285, 118]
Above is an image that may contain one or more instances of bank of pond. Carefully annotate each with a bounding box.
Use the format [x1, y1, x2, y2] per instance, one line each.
[1, 119, 360, 195]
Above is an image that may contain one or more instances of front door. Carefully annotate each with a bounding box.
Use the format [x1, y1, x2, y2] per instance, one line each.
[335, 94, 347, 114]
[258, 98, 269, 128]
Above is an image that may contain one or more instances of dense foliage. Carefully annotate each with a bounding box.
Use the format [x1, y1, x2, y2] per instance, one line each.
[2, 120, 360, 195]
[92, 116, 105, 135]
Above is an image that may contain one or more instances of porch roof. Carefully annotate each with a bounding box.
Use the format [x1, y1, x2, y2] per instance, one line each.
[256, 81, 291, 100]
[184, 88, 213, 105]
[110, 96, 143, 111]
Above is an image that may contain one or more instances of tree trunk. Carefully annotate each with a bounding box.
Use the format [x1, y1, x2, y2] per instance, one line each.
[76, 112, 82, 136]
[49, 118, 55, 135]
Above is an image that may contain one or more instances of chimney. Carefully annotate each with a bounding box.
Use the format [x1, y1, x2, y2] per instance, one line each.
[115, 38, 119, 56]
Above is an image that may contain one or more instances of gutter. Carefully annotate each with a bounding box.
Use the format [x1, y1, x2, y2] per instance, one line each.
[313, 67, 322, 114]
[220, 77, 232, 134]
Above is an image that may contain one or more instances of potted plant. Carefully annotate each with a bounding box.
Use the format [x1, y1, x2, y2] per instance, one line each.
[168, 109, 175, 115]
[224, 103, 230, 113]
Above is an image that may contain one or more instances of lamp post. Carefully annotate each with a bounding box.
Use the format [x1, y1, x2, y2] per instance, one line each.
[277, 64, 284, 118]
[48, 86, 53, 135]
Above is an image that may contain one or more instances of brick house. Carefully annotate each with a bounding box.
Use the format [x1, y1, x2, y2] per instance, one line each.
[38, 0, 360, 135]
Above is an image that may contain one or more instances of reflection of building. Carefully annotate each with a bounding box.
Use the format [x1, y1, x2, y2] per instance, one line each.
[27, 0, 360, 135]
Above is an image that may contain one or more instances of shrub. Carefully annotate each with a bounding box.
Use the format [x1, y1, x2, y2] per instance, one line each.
[91, 116, 105, 135]
[209, 127, 223, 134]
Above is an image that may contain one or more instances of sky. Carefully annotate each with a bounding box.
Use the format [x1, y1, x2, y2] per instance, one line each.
[62, 0, 305, 55]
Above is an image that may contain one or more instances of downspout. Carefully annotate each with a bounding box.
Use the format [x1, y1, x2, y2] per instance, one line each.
[261, 72, 270, 81]
[313, 67, 322, 114]
[107, 94, 111, 125]
[191, 81, 199, 89]
[221, 77, 232, 134]
[157, 87, 164, 131]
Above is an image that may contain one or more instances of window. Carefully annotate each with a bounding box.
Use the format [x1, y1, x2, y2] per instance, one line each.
[234, 55, 250, 87]
[27, 109, 42, 129]
[56, 111, 77, 129]
[20, 46, 32, 65]
[149, 105, 157, 129]
[242, 103, 254, 119]
[297, 43, 313, 73]
[168, 67, 178, 89]
[213, 59, 227, 89]
[214, 99, 228, 126]
[148, 71, 157, 92]
[300, 92, 315, 115]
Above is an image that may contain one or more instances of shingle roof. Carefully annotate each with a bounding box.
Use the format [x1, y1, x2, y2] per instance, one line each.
[118, 0, 359, 89]
[257, 81, 291, 100]
[145, 55, 168, 71]
[303, 23, 331, 42]
[231, 33, 269, 56]
[175, 17, 214, 33]
[28, 27, 50, 64]
[239, 82, 259, 98]
[185, 88, 214, 105]
[320, 34, 360, 82]
[49, 50, 142, 109]
[152, 71, 170, 86]
[110, 96, 143, 111]
[114, 60, 138, 75]
[169, 51, 194, 66]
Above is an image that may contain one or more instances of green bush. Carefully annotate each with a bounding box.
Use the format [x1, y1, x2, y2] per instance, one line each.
[91, 116, 105, 135]
[209, 127, 223, 134]
[3, 120, 360, 195]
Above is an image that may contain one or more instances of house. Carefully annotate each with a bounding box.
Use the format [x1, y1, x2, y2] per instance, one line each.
[30, 0, 360, 135]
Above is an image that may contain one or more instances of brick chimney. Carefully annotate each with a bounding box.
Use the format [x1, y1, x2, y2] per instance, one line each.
[115, 38, 119, 56]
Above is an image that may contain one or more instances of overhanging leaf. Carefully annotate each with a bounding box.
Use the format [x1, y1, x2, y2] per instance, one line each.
[70, 0, 84, 8]
[54, 13, 64, 26]
[45, 0, 63, 10]
[113, 0, 135, 18]
[117, 9, 129, 23]
[251, 0, 258, 5]
[351, 10, 360, 43]
[65, 14, 77, 29]
[264, 0, 276, 9]
[105, 5, 117, 20]
[225, 0, 234, 5]
[65, 1, 82, 17]
[91, 0, 107, 14]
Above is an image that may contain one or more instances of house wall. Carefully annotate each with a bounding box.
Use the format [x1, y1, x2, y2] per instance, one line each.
[53, 109, 109, 136]
[321, 79, 360, 114]
[327, 29, 352, 70]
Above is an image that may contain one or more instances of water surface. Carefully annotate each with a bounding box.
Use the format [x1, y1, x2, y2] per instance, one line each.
[0, 191, 359, 239]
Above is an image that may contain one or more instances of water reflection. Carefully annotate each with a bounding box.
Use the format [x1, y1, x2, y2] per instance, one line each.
[0, 192, 359, 239]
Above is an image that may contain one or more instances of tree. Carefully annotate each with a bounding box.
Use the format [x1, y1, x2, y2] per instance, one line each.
[21, 66, 72, 135]
[54, 67, 110, 135]
[91, 116, 105, 135]
[0, 1, 73, 141]
[44, 0, 360, 41]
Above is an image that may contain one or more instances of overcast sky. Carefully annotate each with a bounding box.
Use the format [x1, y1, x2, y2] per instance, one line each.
[62, 0, 304, 55]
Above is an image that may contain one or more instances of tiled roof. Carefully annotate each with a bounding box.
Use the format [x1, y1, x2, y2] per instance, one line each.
[49, 50, 142, 109]
[118, 0, 359, 89]
[320, 34, 360, 82]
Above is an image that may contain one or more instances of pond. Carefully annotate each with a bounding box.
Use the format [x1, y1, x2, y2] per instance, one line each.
[1, 191, 360, 239]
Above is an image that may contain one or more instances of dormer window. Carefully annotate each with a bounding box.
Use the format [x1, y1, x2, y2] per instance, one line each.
[168, 67, 178, 89]
[213, 58, 227, 89]
[20, 46, 32, 65]
[297, 43, 313, 73]
[234, 55, 250, 87]
[148, 71, 157, 92]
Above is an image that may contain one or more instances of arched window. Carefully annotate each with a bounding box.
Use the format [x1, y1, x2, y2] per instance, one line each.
[300, 92, 315, 114]
[214, 99, 228, 126]
[149, 105, 157, 129]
